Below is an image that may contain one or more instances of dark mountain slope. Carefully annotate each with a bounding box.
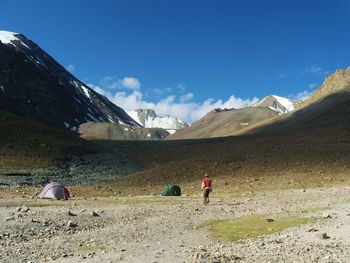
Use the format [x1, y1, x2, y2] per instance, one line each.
[0, 31, 140, 131]
[244, 68, 350, 135]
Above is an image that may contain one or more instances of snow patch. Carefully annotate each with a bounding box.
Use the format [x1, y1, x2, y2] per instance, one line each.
[0, 85, 5, 93]
[128, 110, 187, 130]
[124, 128, 129, 131]
[0, 31, 19, 45]
[20, 41, 31, 50]
[81, 85, 91, 98]
[127, 111, 142, 126]
[64, 122, 70, 128]
[147, 133, 151, 138]
[107, 115, 115, 123]
[272, 95, 294, 112]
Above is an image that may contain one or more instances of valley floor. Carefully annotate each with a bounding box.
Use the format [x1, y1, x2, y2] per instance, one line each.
[1, 185, 350, 262]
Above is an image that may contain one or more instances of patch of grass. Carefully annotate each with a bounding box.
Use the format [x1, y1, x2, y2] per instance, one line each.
[296, 206, 329, 214]
[77, 245, 105, 251]
[0, 196, 187, 208]
[200, 213, 318, 242]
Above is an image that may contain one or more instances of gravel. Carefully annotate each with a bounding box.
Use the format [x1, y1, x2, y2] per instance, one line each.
[1, 186, 350, 262]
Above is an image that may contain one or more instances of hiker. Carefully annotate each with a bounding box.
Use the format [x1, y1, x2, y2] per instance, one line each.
[201, 174, 212, 204]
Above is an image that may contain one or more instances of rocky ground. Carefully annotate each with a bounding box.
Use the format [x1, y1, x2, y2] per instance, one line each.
[1, 185, 350, 262]
[0, 150, 140, 188]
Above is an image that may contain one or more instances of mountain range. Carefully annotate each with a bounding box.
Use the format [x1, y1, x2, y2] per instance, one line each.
[127, 109, 189, 134]
[169, 95, 300, 139]
[1, 30, 350, 143]
[0, 30, 140, 131]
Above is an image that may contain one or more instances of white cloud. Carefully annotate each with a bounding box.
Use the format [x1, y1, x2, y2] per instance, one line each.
[308, 83, 319, 89]
[176, 82, 186, 92]
[88, 76, 258, 123]
[66, 64, 75, 72]
[180, 92, 194, 102]
[289, 90, 312, 101]
[309, 65, 323, 74]
[99, 89, 258, 124]
[99, 76, 142, 90]
[120, 77, 141, 90]
[87, 83, 106, 95]
[300, 65, 329, 76]
[277, 73, 287, 79]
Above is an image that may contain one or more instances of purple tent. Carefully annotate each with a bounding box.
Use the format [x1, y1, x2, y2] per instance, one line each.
[37, 182, 70, 200]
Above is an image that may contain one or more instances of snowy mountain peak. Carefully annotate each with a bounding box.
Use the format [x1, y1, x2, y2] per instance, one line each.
[0, 30, 19, 44]
[0, 31, 140, 130]
[128, 109, 189, 134]
[252, 95, 299, 114]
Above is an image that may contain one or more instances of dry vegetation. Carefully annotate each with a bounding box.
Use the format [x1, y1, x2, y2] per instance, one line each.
[101, 124, 350, 196]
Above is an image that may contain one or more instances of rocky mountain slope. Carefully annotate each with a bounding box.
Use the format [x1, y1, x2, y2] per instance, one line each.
[0, 30, 140, 131]
[168, 95, 300, 140]
[127, 109, 188, 134]
[168, 107, 279, 139]
[252, 95, 300, 114]
[79, 122, 169, 141]
[244, 67, 350, 135]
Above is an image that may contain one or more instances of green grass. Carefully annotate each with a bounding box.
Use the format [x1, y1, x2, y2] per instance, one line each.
[0, 196, 187, 208]
[296, 206, 329, 214]
[77, 245, 105, 251]
[200, 213, 318, 242]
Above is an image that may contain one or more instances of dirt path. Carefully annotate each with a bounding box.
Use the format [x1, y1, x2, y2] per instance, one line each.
[1, 186, 350, 262]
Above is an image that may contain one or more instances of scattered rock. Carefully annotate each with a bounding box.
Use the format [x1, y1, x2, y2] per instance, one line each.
[266, 218, 274, 222]
[68, 211, 77, 216]
[67, 221, 77, 228]
[322, 213, 332, 219]
[20, 206, 30, 213]
[315, 232, 330, 240]
[90, 211, 100, 217]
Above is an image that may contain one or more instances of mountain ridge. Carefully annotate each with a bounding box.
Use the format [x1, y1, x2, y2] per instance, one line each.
[0, 30, 140, 131]
[127, 109, 189, 134]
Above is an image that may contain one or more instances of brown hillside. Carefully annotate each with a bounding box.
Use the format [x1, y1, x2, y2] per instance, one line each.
[169, 107, 279, 140]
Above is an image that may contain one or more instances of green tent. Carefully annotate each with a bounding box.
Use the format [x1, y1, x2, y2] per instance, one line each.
[161, 185, 181, 196]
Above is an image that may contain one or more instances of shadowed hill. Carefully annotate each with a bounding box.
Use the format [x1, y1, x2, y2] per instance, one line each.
[0, 111, 89, 170]
[244, 91, 350, 135]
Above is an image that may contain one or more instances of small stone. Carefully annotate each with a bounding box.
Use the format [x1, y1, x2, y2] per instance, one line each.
[90, 211, 99, 217]
[322, 213, 332, 219]
[21, 206, 30, 213]
[315, 232, 330, 240]
[266, 218, 274, 222]
[68, 211, 77, 216]
[67, 221, 77, 228]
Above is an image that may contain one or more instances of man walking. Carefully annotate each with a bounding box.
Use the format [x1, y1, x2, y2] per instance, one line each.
[201, 174, 213, 204]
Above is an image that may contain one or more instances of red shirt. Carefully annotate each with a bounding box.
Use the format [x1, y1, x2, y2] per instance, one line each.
[203, 178, 212, 188]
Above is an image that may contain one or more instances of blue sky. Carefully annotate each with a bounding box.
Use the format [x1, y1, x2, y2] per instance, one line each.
[2, 0, 350, 122]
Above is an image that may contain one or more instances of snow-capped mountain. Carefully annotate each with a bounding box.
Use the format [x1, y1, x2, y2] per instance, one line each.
[252, 95, 300, 114]
[128, 109, 189, 134]
[0, 30, 140, 131]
